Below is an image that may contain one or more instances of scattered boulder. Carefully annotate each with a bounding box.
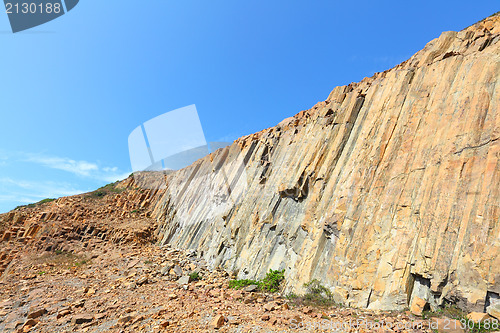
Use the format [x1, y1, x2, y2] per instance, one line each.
[136, 276, 148, 286]
[210, 314, 225, 329]
[467, 312, 490, 323]
[488, 303, 500, 320]
[72, 313, 94, 325]
[22, 319, 38, 331]
[410, 296, 427, 316]
[27, 307, 47, 319]
[173, 265, 183, 276]
[244, 284, 258, 292]
[263, 303, 275, 312]
[177, 275, 191, 285]
[117, 315, 134, 324]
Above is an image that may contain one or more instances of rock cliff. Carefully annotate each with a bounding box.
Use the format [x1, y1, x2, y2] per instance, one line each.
[1, 14, 498, 314]
[151, 14, 500, 311]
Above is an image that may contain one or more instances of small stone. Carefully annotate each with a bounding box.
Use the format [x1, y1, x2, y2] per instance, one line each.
[263, 303, 275, 312]
[72, 314, 94, 325]
[125, 282, 137, 290]
[167, 293, 177, 300]
[210, 314, 225, 329]
[488, 303, 500, 320]
[244, 284, 258, 292]
[261, 314, 270, 321]
[291, 315, 302, 324]
[160, 266, 171, 275]
[302, 307, 313, 314]
[118, 315, 134, 324]
[27, 307, 47, 319]
[136, 276, 148, 286]
[127, 259, 140, 269]
[173, 265, 183, 276]
[160, 320, 170, 327]
[22, 319, 38, 330]
[57, 309, 71, 318]
[73, 299, 85, 308]
[177, 275, 191, 285]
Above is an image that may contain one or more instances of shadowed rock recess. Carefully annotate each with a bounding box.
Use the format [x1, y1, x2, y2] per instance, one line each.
[2, 14, 500, 315]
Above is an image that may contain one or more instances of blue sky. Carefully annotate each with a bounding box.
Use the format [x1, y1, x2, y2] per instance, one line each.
[0, 1, 498, 213]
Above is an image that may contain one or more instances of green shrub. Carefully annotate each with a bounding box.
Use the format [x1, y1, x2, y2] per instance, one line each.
[189, 271, 201, 281]
[302, 279, 335, 306]
[87, 181, 123, 199]
[228, 279, 259, 290]
[286, 279, 339, 309]
[261, 269, 285, 293]
[228, 269, 285, 293]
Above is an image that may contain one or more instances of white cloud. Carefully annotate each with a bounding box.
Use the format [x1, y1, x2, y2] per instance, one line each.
[0, 151, 131, 213]
[103, 166, 118, 172]
[22, 153, 129, 182]
[0, 177, 87, 212]
[25, 155, 99, 177]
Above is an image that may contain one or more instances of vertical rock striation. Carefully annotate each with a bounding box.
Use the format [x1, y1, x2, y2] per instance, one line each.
[157, 14, 498, 311]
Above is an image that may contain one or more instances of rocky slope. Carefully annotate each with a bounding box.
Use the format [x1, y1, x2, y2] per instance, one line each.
[149, 13, 500, 313]
[1, 13, 499, 325]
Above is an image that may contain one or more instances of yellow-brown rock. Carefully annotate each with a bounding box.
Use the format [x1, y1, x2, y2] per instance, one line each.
[150, 13, 500, 311]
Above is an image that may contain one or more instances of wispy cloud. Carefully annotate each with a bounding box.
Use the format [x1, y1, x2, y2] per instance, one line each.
[0, 151, 130, 213]
[0, 177, 87, 211]
[22, 153, 129, 182]
[25, 155, 99, 177]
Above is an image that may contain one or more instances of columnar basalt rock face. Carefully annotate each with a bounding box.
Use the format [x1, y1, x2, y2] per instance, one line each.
[152, 15, 500, 311]
[0, 178, 165, 278]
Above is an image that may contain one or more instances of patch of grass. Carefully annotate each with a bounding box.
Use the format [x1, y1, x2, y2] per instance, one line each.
[15, 198, 56, 210]
[228, 279, 260, 290]
[87, 181, 123, 199]
[144, 260, 152, 265]
[32, 251, 90, 271]
[131, 209, 139, 214]
[189, 271, 201, 281]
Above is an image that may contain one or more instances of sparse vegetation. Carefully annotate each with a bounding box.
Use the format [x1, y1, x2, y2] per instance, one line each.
[228, 279, 260, 290]
[30, 250, 91, 272]
[228, 269, 285, 293]
[87, 181, 123, 199]
[286, 279, 340, 308]
[423, 304, 499, 333]
[260, 269, 285, 293]
[189, 271, 201, 281]
[15, 198, 56, 210]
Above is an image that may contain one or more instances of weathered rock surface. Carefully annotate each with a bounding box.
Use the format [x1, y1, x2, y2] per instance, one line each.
[0, 14, 498, 318]
[149, 14, 500, 311]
